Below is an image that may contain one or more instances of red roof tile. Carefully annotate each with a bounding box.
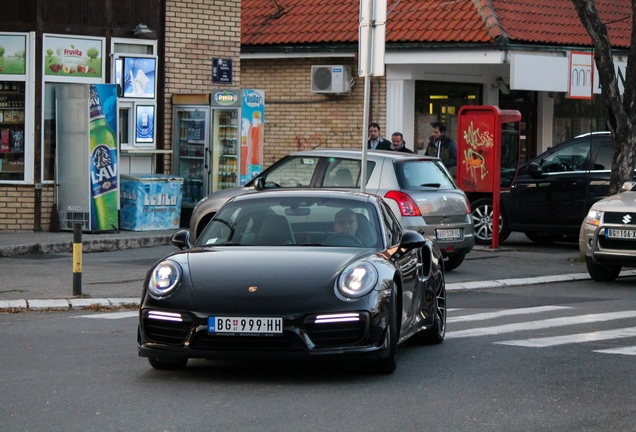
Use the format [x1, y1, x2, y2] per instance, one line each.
[242, 0, 632, 49]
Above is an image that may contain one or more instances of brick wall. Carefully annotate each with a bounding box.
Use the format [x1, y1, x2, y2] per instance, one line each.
[0, 186, 36, 231]
[241, 58, 387, 168]
[163, 0, 241, 173]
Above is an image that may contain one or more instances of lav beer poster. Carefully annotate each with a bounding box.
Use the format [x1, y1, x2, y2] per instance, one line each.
[89, 84, 119, 231]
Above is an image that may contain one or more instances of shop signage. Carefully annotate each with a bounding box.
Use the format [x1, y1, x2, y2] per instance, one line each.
[212, 58, 232, 84]
[135, 105, 155, 143]
[569, 52, 594, 99]
[0, 34, 26, 75]
[43, 35, 104, 80]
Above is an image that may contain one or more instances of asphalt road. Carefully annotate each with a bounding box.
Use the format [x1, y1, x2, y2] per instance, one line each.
[2, 277, 636, 431]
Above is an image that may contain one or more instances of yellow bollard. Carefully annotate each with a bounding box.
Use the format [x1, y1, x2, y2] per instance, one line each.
[73, 223, 82, 296]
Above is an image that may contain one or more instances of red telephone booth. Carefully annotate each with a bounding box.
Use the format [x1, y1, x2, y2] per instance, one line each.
[457, 106, 521, 249]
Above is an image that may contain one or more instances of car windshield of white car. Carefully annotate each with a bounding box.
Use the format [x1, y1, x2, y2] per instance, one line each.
[195, 197, 382, 248]
[395, 160, 455, 190]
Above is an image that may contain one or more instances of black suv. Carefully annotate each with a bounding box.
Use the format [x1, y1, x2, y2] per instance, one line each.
[474, 132, 622, 244]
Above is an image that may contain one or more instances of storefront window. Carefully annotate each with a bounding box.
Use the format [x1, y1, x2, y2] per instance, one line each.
[0, 81, 26, 180]
[552, 93, 607, 145]
[414, 82, 481, 153]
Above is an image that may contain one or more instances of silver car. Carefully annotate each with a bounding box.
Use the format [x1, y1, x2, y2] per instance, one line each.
[579, 180, 636, 281]
[190, 149, 474, 270]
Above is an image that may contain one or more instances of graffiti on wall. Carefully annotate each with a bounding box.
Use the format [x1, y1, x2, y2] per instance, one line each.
[294, 130, 357, 151]
[462, 121, 494, 185]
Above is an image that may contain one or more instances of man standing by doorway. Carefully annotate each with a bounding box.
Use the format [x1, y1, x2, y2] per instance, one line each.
[426, 121, 457, 174]
[367, 122, 392, 150]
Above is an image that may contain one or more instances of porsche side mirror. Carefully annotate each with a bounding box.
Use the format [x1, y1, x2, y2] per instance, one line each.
[400, 230, 426, 250]
[171, 230, 192, 250]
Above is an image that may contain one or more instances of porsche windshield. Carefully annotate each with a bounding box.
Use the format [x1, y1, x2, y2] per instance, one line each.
[196, 196, 382, 248]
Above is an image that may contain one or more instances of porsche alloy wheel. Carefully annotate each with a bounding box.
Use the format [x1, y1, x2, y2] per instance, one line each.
[412, 269, 446, 344]
[369, 285, 398, 374]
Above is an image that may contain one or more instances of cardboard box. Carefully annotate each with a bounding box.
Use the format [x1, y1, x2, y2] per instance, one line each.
[2, 162, 24, 172]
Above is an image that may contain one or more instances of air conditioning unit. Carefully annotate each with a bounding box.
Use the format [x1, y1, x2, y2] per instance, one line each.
[311, 65, 352, 94]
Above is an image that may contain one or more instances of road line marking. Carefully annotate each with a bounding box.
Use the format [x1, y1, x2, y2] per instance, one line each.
[594, 346, 636, 355]
[495, 327, 636, 347]
[75, 311, 138, 319]
[448, 306, 571, 323]
[446, 310, 636, 339]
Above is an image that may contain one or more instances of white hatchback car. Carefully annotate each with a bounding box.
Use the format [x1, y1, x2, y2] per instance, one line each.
[190, 149, 474, 270]
[579, 180, 636, 281]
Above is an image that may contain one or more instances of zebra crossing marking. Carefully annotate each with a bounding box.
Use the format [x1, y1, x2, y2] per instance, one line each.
[495, 327, 636, 347]
[448, 306, 571, 323]
[446, 310, 636, 339]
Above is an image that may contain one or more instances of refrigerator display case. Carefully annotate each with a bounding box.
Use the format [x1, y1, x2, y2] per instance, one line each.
[210, 89, 241, 191]
[171, 104, 210, 208]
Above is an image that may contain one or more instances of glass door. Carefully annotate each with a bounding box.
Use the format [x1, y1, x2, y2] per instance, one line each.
[172, 107, 209, 207]
[211, 108, 239, 192]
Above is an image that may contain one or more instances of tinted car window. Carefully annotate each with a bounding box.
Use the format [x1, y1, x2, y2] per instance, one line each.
[263, 156, 320, 187]
[394, 160, 455, 190]
[380, 201, 401, 247]
[540, 141, 591, 172]
[592, 141, 613, 170]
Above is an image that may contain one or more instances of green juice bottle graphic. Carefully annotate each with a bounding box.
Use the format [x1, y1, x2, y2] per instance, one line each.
[89, 85, 118, 231]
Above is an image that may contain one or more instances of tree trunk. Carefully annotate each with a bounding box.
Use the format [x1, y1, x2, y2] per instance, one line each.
[571, 0, 636, 194]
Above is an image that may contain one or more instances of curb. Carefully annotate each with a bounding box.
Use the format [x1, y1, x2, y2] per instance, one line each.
[0, 236, 173, 257]
[0, 298, 140, 311]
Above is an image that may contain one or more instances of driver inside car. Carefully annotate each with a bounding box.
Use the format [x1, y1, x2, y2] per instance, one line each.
[334, 208, 358, 236]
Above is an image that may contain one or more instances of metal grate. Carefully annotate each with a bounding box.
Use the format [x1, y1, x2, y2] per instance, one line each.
[58, 211, 90, 231]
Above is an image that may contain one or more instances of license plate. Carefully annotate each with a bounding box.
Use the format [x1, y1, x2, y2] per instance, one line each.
[436, 229, 462, 240]
[208, 316, 283, 336]
[605, 228, 636, 240]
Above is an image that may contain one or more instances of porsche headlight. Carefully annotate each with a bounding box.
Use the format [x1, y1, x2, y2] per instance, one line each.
[585, 208, 603, 226]
[148, 260, 182, 298]
[337, 262, 378, 299]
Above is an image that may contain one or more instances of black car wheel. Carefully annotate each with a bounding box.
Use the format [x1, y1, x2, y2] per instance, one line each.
[524, 232, 566, 245]
[148, 356, 188, 370]
[471, 198, 510, 245]
[411, 269, 446, 344]
[369, 285, 398, 374]
[586, 258, 622, 282]
[444, 252, 465, 272]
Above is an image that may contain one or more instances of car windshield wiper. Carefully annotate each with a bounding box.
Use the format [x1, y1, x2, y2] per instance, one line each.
[420, 183, 441, 188]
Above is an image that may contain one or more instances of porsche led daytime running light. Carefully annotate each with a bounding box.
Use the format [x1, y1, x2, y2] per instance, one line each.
[315, 313, 361, 323]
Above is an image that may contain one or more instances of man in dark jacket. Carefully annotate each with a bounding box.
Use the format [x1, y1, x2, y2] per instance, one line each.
[390, 132, 413, 153]
[426, 121, 457, 174]
[367, 122, 392, 150]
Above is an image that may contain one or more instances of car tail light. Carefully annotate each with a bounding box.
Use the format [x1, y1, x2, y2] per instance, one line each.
[385, 191, 422, 216]
[463, 196, 471, 214]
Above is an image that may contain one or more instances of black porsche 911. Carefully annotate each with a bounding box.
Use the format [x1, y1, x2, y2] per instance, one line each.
[138, 190, 446, 374]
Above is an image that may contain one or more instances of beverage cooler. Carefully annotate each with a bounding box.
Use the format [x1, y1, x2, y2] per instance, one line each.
[172, 90, 264, 226]
[210, 89, 241, 191]
[171, 100, 210, 211]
